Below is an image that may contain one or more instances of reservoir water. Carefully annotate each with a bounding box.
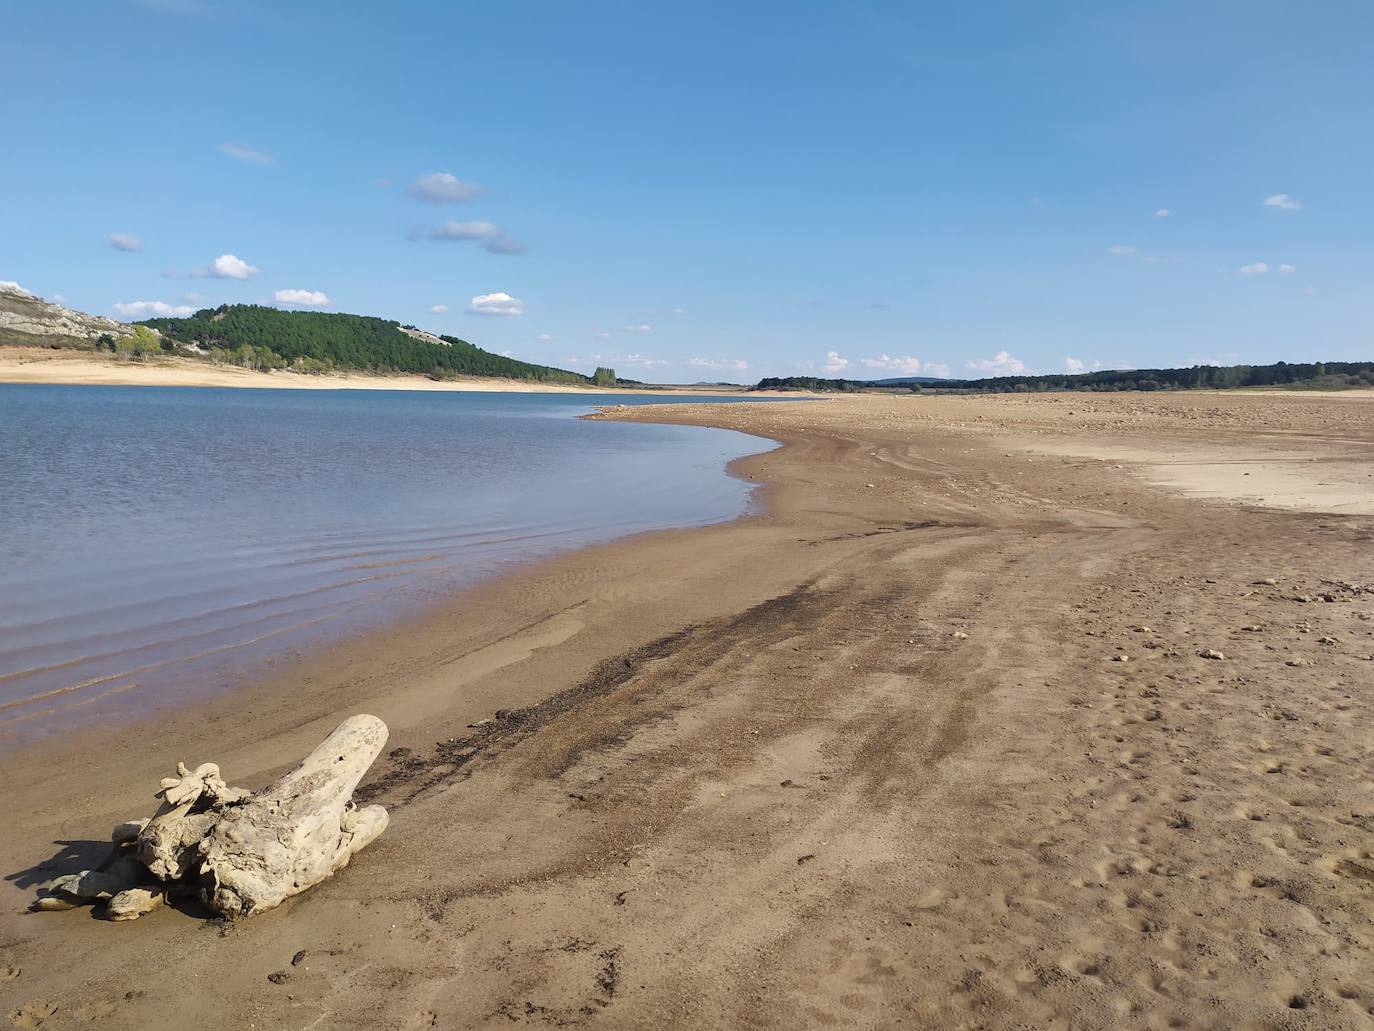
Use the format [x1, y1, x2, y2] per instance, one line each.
[0, 384, 771, 742]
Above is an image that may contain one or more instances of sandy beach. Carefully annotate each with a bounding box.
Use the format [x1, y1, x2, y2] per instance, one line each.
[3, 389, 1373, 1029]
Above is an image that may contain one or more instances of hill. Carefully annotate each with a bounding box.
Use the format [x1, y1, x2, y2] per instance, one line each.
[0, 281, 132, 347]
[141, 304, 595, 385]
[756, 361, 1374, 394]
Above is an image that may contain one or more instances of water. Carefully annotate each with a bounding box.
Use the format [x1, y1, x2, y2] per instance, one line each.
[0, 384, 772, 742]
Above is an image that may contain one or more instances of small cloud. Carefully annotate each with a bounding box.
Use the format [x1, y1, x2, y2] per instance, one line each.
[218, 143, 273, 166]
[1263, 193, 1302, 211]
[671, 307, 686, 316]
[407, 172, 484, 203]
[537, 333, 553, 341]
[624, 324, 652, 333]
[49, 293, 66, 304]
[113, 300, 195, 318]
[595, 332, 612, 340]
[205, 253, 259, 280]
[1279, 263, 1296, 274]
[620, 353, 668, 369]
[822, 350, 849, 374]
[967, 350, 1028, 376]
[274, 288, 330, 307]
[860, 354, 944, 377]
[1109, 244, 1136, 256]
[468, 292, 524, 317]
[1237, 261, 1269, 276]
[430, 304, 449, 313]
[109, 233, 142, 252]
[686, 357, 750, 371]
[428, 220, 525, 255]
[1153, 208, 1170, 218]
[1064, 356, 1104, 373]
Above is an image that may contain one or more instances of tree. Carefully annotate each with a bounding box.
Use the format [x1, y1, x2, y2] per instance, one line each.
[593, 367, 617, 386]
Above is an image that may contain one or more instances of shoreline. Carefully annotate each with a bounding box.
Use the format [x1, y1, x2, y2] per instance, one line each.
[3, 391, 1373, 1029]
[0, 346, 771, 395]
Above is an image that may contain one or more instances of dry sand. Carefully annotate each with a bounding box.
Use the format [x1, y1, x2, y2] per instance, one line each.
[2, 390, 1373, 1030]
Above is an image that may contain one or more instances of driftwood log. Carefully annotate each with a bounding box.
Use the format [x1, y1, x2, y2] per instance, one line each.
[33, 715, 389, 920]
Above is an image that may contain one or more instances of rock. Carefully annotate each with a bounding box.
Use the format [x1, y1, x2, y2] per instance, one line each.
[1254, 578, 1278, 586]
[1112, 654, 1130, 662]
[1318, 636, 1338, 645]
[1133, 626, 1154, 634]
[1286, 658, 1310, 667]
[952, 631, 968, 640]
[1198, 649, 1225, 660]
[291, 950, 307, 967]
[1241, 624, 1264, 632]
[267, 971, 291, 985]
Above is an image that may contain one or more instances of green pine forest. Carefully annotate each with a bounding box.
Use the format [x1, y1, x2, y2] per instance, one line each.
[139, 304, 610, 386]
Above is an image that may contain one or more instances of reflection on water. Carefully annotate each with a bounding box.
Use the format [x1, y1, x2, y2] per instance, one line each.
[0, 385, 771, 742]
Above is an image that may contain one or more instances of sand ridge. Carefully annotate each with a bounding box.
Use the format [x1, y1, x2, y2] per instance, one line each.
[2, 390, 1372, 1029]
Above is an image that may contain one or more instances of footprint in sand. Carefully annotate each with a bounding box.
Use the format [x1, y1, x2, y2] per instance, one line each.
[9, 1001, 59, 1029]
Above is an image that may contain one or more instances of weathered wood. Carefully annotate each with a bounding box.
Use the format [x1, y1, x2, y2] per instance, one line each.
[198, 715, 390, 918]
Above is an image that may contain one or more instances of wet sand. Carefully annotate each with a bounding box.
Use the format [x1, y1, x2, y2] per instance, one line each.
[3, 390, 1373, 1029]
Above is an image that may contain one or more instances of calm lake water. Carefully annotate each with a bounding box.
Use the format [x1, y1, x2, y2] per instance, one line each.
[0, 384, 771, 742]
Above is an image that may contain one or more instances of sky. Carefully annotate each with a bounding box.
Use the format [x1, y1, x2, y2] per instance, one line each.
[2, 1, 1371, 383]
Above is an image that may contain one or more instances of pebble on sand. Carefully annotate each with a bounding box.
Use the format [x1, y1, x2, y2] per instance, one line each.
[1198, 649, 1225, 660]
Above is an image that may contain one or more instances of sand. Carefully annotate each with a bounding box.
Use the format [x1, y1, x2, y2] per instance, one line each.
[0, 346, 741, 394]
[2, 389, 1373, 1029]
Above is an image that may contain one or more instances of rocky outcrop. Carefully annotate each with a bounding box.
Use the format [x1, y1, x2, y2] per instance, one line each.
[0, 280, 132, 346]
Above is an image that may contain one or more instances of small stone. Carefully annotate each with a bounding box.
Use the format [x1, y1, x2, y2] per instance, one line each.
[1285, 658, 1310, 667]
[268, 971, 291, 985]
[1133, 626, 1154, 634]
[952, 631, 968, 640]
[1317, 636, 1338, 645]
[1112, 654, 1130, 662]
[291, 950, 307, 967]
[1198, 649, 1225, 660]
[1254, 578, 1278, 586]
[1241, 625, 1264, 632]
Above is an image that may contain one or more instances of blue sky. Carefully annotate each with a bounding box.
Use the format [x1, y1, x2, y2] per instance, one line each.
[2, 1, 1371, 382]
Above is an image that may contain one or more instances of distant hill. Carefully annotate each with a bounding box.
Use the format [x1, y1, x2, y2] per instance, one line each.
[757, 361, 1374, 394]
[0, 281, 132, 347]
[141, 304, 596, 385]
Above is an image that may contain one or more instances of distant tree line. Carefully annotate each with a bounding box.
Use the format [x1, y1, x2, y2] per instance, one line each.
[755, 361, 1374, 394]
[139, 304, 603, 385]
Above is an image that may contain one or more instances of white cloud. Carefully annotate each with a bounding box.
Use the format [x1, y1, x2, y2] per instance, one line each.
[274, 288, 331, 307]
[537, 333, 553, 341]
[859, 353, 945, 377]
[1109, 244, 1136, 256]
[407, 172, 483, 203]
[49, 293, 66, 304]
[620, 353, 668, 369]
[671, 307, 686, 316]
[822, 350, 849, 374]
[1279, 263, 1296, 274]
[1263, 193, 1302, 211]
[218, 143, 273, 165]
[1064, 356, 1104, 373]
[428, 220, 525, 254]
[1153, 208, 1170, 218]
[595, 331, 612, 340]
[430, 304, 449, 313]
[467, 292, 524, 317]
[0, 281, 34, 297]
[624, 324, 652, 333]
[113, 300, 195, 318]
[109, 233, 142, 252]
[686, 357, 750, 371]
[966, 350, 1028, 376]
[204, 253, 259, 279]
[1237, 261, 1269, 276]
